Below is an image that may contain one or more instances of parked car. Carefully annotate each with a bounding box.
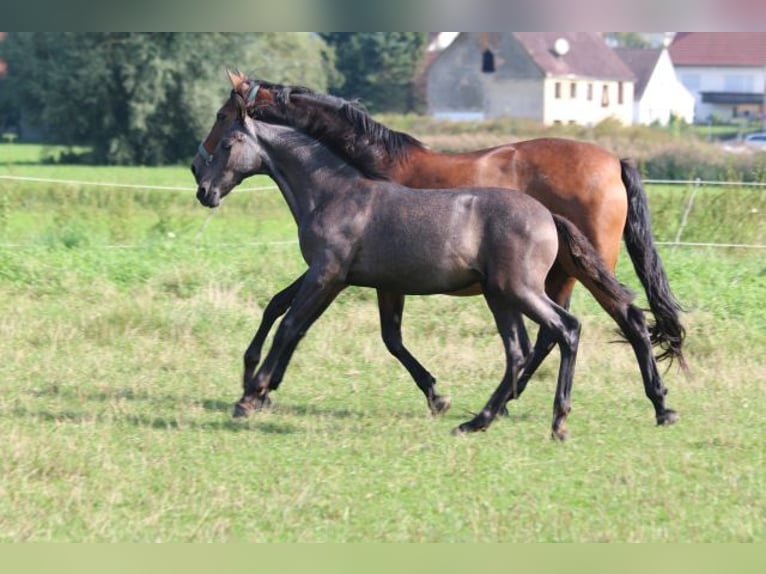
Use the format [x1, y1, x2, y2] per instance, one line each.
[743, 132, 766, 148]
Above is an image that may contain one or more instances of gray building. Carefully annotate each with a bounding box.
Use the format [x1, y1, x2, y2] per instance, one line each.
[426, 32, 636, 125]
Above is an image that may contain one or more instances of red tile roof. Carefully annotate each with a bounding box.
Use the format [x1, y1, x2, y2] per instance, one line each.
[515, 32, 635, 81]
[669, 32, 766, 67]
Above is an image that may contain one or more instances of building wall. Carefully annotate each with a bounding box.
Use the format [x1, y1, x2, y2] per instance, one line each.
[543, 78, 633, 125]
[483, 78, 543, 120]
[676, 65, 765, 122]
[426, 32, 634, 125]
[637, 50, 695, 125]
[426, 35, 486, 118]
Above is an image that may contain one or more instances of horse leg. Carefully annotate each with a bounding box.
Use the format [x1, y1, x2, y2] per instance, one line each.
[241, 273, 306, 410]
[604, 300, 679, 426]
[456, 290, 580, 440]
[559, 245, 678, 426]
[542, 213, 676, 429]
[453, 295, 527, 434]
[234, 271, 345, 417]
[377, 290, 451, 415]
[547, 305, 581, 440]
[499, 265, 574, 415]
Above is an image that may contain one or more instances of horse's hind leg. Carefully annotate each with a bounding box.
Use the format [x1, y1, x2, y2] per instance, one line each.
[517, 298, 581, 440]
[609, 302, 678, 425]
[500, 265, 574, 414]
[456, 290, 580, 440]
[547, 305, 581, 440]
[377, 290, 451, 415]
[453, 291, 528, 434]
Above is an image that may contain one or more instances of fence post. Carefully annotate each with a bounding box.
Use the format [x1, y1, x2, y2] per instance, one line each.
[673, 177, 700, 247]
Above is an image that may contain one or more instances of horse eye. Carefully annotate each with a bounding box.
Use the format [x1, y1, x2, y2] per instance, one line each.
[216, 112, 226, 122]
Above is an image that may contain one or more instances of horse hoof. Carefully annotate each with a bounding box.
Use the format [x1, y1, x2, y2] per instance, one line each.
[429, 395, 452, 416]
[551, 429, 568, 441]
[452, 418, 489, 435]
[657, 409, 679, 426]
[232, 401, 252, 418]
[451, 424, 478, 436]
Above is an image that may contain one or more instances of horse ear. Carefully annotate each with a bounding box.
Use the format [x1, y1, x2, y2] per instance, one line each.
[226, 69, 246, 89]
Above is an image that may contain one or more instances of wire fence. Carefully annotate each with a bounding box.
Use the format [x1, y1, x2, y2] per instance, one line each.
[0, 174, 764, 250]
[643, 178, 765, 250]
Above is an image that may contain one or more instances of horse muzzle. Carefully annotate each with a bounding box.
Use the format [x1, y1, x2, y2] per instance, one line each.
[196, 185, 220, 208]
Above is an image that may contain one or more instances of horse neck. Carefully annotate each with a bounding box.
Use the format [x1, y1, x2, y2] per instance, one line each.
[259, 126, 364, 222]
[263, 94, 402, 177]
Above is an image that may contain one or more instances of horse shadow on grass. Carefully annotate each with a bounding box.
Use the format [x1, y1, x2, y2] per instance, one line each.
[15, 387, 361, 435]
[11, 405, 298, 435]
[200, 397, 361, 421]
[19, 383, 536, 431]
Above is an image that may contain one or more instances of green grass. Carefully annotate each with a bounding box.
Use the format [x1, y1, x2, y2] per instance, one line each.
[0, 142, 91, 165]
[0, 156, 764, 542]
[646, 182, 766, 246]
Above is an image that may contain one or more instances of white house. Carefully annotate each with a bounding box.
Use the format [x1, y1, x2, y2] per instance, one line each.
[669, 32, 766, 124]
[425, 32, 636, 126]
[615, 47, 695, 125]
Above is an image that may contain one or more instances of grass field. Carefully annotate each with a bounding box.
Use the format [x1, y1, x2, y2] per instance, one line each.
[0, 145, 764, 541]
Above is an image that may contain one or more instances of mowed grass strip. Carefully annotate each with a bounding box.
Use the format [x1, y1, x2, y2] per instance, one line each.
[0, 162, 763, 541]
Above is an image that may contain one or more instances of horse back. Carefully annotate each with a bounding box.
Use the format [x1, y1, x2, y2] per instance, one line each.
[340, 183, 557, 295]
[400, 138, 625, 265]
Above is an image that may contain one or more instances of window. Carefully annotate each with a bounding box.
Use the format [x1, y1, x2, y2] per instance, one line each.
[482, 49, 495, 73]
[555, 82, 562, 99]
[570, 82, 577, 99]
[587, 83, 593, 101]
[724, 74, 754, 93]
[618, 82, 624, 105]
[601, 84, 609, 107]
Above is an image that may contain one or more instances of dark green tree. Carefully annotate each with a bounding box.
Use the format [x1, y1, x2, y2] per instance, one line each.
[319, 33, 427, 113]
[0, 33, 335, 164]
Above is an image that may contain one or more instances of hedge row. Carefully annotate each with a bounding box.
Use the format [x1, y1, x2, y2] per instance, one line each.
[377, 114, 766, 183]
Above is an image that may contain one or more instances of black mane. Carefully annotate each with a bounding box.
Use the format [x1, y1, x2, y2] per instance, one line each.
[249, 79, 426, 179]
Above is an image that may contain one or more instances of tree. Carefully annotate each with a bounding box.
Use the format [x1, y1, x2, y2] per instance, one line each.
[320, 33, 427, 113]
[0, 33, 336, 164]
[604, 32, 654, 49]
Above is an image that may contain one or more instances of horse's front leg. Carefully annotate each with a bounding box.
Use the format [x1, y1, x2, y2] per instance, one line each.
[241, 273, 306, 410]
[377, 290, 451, 415]
[233, 270, 345, 418]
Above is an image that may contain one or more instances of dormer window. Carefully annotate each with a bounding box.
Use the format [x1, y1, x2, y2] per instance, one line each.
[482, 48, 495, 73]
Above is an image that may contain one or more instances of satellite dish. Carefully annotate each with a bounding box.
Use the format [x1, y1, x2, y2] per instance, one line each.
[553, 37, 570, 57]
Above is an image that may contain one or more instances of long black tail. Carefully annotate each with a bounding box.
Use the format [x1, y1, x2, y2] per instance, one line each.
[620, 159, 686, 368]
[553, 214, 636, 326]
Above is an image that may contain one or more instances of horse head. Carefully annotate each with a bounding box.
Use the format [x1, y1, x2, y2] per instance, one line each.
[191, 71, 264, 182]
[193, 112, 265, 208]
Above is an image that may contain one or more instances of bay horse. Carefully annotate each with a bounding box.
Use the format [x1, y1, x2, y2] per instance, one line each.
[193, 98, 636, 439]
[191, 72, 681, 428]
